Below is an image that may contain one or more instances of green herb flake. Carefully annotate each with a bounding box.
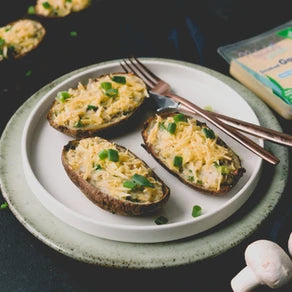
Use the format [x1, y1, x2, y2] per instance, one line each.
[108, 149, 119, 162]
[74, 120, 83, 128]
[105, 88, 119, 98]
[5, 26, 11, 32]
[86, 105, 98, 111]
[155, 216, 168, 225]
[98, 149, 108, 160]
[203, 127, 215, 139]
[111, 75, 126, 84]
[173, 156, 183, 168]
[174, 113, 187, 122]
[159, 122, 166, 130]
[0, 202, 8, 209]
[66, 0, 72, 2]
[167, 122, 176, 134]
[192, 205, 202, 217]
[101, 82, 112, 90]
[27, 5, 36, 15]
[132, 174, 154, 188]
[95, 164, 102, 170]
[219, 166, 229, 175]
[57, 91, 71, 102]
[42, 1, 51, 9]
[25, 70, 32, 77]
[197, 180, 203, 185]
[70, 31, 78, 37]
[204, 105, 213, 112]
[188, 176, 194, 182]
[123, 180, 137, 189]
[0, 38, 4, 47]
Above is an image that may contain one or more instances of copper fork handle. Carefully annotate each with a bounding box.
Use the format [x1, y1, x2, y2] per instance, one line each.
[168, 93, 280, 165]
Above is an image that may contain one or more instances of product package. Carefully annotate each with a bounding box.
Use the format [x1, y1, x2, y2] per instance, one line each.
[218, 20, 292, 119]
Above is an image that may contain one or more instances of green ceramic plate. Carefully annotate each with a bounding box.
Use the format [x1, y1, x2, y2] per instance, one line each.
[0, 58, 288, 268]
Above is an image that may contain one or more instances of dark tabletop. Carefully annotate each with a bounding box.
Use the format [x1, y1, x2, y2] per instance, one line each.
[0, 1, 291, 291]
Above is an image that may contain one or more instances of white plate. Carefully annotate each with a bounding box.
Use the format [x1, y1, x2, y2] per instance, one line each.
[21, 59, 262, 243]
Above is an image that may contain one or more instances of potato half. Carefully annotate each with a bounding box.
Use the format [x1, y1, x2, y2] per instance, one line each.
[47, 72, 149, 138]
[62, 136, 170, 216]
[142, 112, 245, 195]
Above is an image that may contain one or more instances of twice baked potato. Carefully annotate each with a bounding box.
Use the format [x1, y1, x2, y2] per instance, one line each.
[35, 0, 90, 17]
[142, 112, 245, 195]
[47, 72, 149, 138]
[0, 19, 45, 61]
[62, 136, 170, 216]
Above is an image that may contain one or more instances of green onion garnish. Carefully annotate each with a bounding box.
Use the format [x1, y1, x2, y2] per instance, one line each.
[27, 5, 36, 15]
[188, 176, 194, 182]
[123, 180, 137, 189]
[108, 149, 119, 162]
[204, 105, 213, 112]
[42, 2, 51, 9]
[95, 164, 102, 170]
[155, 216, 168, 225]
[159, 122, 166, 130]
[167, 122, 176, 134]
[105, 88, 118, 98]
[203, 128, 215, 139]
[192, 205, 202, 217]
[98, 149, 108, 160]
[25, 70, 32, 77]
[0, 38, 4, 47]
[70, 31, 78, 37]
[219, 166, 229, 175]
[66, 0, 72, 2]
[57, 91, 70, 102]
[86, 105, 98, 111]
[132, 174, 154, 188]
[174, 113, 187, 122]
[0, 202, 8, 209]
[111, 75, 126, 84]
[5, 27, 11, 32]
[173, 156, 183, 168]
[101, 82, 112, 90]
[74, 120, 83, 128]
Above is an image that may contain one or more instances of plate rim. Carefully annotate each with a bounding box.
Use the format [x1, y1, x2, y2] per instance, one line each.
[0, 57, 288, 267]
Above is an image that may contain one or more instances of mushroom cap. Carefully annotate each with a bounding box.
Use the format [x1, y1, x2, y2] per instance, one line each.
[245, 240, 292, 288]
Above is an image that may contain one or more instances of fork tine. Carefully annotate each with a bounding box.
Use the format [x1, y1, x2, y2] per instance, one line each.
[132, 56, 161, 83]
[119, 61, 129, 73]
[127, 57, 157, 88]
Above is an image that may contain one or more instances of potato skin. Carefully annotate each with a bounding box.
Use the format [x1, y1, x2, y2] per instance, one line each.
[141, 112, 246, 195]
[47, 72, 147, 138]
[62, 140, 170, 216]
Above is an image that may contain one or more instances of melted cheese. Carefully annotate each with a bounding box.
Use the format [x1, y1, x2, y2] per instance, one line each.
[35, 0, 90, 17]
[65, 137, 164, 203]
[0, 20, 45, 61]
[146, 115, 237, 191]
[51, 73, 148, 129]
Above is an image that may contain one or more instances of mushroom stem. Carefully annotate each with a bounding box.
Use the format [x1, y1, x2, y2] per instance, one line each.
[231, 266, 261, 292]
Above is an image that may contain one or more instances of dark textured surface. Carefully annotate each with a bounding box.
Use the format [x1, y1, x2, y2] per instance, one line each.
[0, 1, 291, 291]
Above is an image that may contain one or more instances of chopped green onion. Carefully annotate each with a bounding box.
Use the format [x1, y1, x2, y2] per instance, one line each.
[174, 113, 187, 122]
[173, 156, 183, 168]
[27, 5, 36, 15]
[5, 27, 11, 32]
[192, 205, 202, 217]
[74, 120, 83, 128]
[57, 91, 70, 102]
[219, 166, 229, 175]
[167, 122, 176, 134]
[213, 161, 220, 168]
[66, 0, 72, 2]
[42, 2, 51, 9]
[105, 88, 119, 98]
[101, 82, 112, 90]
[155, 216, 168, 225]
[98, 149, 108, 160]
[0, 38, 4, 47]
[123, 180, 137, 189]
[25, 70, 32, 77]
[188, 176, 194, 182]
[204, 105, 213, 112]
[0, 202, 8, 209]
[197, 180, 203, 185]
[159, 122, 166, 130]
[95, 164, 102, 170]
[111, 75, 126, 84]
[132, 174, 154, 188]
[70, 31, 78, 37]
[86, 105, 98, 111]
[203, 127, 215, 139]
[108, 149, 119, 162]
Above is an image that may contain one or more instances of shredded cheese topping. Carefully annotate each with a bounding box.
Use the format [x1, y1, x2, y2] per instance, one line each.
[146, 115, 238, 192]
[0, 20, 45, 61]
[64, 137, 164, 203]
[35, 0, 90, 17]
[51, 73, 148, 130]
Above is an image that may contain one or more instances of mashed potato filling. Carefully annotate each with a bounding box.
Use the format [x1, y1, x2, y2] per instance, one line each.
[64, 137, 164, 203]
[0, 20, 45, 61]
[146, 114, 238, 192]
[51, 73, 148, 130]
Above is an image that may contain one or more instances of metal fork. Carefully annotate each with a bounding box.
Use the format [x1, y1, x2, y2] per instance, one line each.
[120, 57, 280, 165]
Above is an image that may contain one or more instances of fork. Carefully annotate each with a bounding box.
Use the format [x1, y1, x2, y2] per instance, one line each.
[120, 57, 280, 165]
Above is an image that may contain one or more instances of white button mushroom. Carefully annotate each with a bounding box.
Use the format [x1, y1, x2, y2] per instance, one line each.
[288, 233, 292, 257]
[231, 239, 292, 292]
